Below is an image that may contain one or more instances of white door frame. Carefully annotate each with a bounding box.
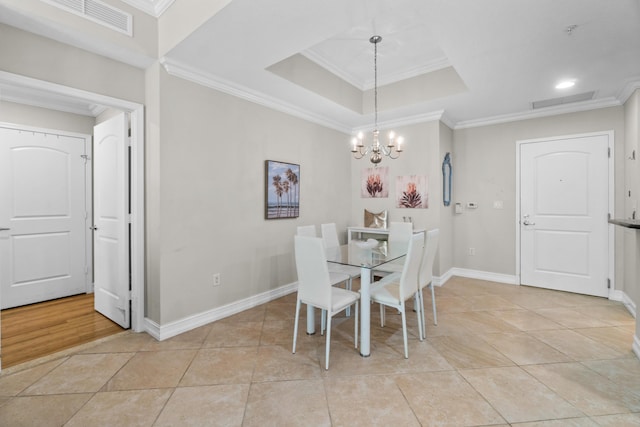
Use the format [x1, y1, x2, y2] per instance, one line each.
[0, 70, 145, 332]
[515, 130, 615, 297]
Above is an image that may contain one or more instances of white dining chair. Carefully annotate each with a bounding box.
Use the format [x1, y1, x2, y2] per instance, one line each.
[321, 222, 361, 288]
[417, 229, 439, 340]
[369, 233, 423, 359]
[388, 221, 414, 244]
[296, 225, 316, 237]
[292, 235, 359, 370]
[296, 224, 352, 320]
[373, 221, 414, 277]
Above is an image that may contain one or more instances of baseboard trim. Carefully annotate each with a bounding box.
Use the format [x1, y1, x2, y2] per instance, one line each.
[447, 267, 519, 285]
[609, 290, 637, 318]
[434, 269, 455, 287]
[144, 281, 298, 341]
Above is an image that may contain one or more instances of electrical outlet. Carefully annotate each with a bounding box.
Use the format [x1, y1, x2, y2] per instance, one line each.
[213, 273, 221, 286]
[468, 247, 476, 256]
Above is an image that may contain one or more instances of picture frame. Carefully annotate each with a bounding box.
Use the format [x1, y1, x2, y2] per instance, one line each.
[361, 166, 389, 198]
[396, 175, 428, 209]
[265, 160, 300, 219]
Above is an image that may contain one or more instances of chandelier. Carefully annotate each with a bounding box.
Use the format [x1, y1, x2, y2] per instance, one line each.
[351, 35, 404, 165]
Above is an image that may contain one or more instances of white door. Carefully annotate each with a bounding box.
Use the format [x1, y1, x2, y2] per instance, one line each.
[93, 113, 130, 328]
[520, 133, 609, 297]
[0, 126, 89, 309]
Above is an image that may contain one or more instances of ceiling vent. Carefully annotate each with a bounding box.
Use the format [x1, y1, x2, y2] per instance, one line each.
[41, 0, 132, 36]
[532, 91, 595, 109]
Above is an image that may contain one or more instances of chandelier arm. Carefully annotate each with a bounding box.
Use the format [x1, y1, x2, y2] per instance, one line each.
[352, 145, 370, 159]
[386, 150, 401, 160]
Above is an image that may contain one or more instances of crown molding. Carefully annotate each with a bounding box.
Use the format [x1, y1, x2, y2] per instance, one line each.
[160, 59, 638, 134]
[454, 97, 623, 130]
[120, 0, 175, 17]
[352, 110, 448, 134]
[160, 57, 352, 134]
[363, 58, 451, 90]
[161, 57, 458, 134]
[302, 50, 450, 91]
[618, 79, 640, 105]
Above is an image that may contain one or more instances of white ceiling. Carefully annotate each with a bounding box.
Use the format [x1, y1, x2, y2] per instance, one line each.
[2, 0, 640, 131]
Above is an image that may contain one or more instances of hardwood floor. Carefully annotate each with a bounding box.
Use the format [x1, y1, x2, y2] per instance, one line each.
[1, 293, 124, 368]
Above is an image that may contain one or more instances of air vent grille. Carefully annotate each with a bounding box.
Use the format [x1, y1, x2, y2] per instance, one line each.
[54, 0, 83, 12]
[532, 91, 595, 109]
[42, 0, 132, 36]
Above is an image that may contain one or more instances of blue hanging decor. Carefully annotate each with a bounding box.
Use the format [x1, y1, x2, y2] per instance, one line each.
[442, 152, 452, 206]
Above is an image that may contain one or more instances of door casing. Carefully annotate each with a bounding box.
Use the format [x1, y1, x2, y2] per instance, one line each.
[515, 130, 615, 296]
[0, 71, 145, 336]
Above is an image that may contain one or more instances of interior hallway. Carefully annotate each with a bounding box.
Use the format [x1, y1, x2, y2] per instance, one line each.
[0, 277, 638, 426]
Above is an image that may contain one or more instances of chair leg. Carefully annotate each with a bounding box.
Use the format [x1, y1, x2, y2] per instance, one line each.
[321, 310, 326, 335]
[416, 290, 424, 342]
[325, 313, 332, 370]
[400, 304, 408, 359]
[430, 283, 437, 326]
[354, 301, 359, 348]
[380, 304, 385, 327]
[345, 278, 352, 317]
[292, 299, 301, 353]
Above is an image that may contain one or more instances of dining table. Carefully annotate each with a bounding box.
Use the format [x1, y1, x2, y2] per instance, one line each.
[306, 239, 410, 357]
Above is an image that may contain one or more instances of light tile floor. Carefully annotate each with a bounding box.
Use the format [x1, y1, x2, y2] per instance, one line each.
[1, 276, 639, 426]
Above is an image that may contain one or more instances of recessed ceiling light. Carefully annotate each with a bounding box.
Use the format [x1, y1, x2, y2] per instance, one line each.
[555, 80, 576, 89]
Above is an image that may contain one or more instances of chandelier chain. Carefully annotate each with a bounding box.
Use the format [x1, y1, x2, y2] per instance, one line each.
[374, 38, 378, 130]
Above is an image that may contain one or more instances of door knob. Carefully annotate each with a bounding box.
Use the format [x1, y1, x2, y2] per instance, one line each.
[90, 226, 98, 231]
[522, 219, 536, 226]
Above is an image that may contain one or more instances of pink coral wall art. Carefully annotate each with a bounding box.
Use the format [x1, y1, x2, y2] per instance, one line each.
[396, 175, 428, 208]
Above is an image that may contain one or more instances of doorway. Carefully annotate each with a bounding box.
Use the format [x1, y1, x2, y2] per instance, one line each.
[516, 131, 614, 297]
[0, 71, 145, 371]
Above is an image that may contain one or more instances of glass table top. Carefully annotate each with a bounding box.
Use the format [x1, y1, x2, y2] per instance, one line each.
[325, 241, 407, 269]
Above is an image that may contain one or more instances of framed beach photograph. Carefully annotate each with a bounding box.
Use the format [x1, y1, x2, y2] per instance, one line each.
[265, 160, 300, 219]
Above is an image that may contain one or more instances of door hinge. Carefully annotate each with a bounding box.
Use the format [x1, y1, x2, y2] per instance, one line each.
[608, 147, 611, 158]
[80, 154, 91, 162]
[607, 278, 611, 289]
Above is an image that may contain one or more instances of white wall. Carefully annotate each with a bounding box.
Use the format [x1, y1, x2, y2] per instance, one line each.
[0, 0, 157, 62]
[623, 90, 640, 334]
[453, 107, 625, 282]
[149, 68, 353, 324]
[350, 121, 440, 228]
[158, 0, 231, 56]
[349, 120, 448, 275]
[438, 122, 454, 276]
[0, 24, 145, 105]
[0, 100, 95, 134]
